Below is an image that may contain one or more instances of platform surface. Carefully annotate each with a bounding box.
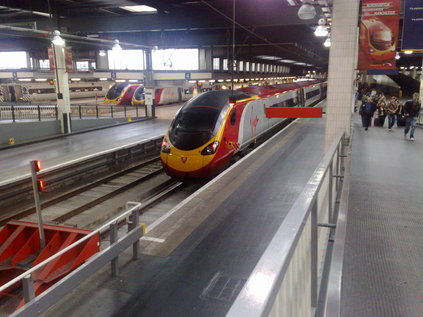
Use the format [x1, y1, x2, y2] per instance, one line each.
[42, 115, 328, 317]
[341, 117, 423, 316]
[0, 103, 185, 184]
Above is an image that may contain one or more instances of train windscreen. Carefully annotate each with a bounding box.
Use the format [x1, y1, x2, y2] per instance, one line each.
[169, 90, 250, 151]
[134, 86, 144, 100]
[106, 83, 127, 100]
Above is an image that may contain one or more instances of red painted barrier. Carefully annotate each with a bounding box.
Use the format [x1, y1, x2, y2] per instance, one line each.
[0, 220, 100, 309]
[265, 107, 323, 118]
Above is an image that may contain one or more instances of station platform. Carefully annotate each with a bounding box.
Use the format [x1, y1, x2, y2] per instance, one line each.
[341, 117, 423, 316]
[39, 115, 328, 316]
[0, 104, 181, 184]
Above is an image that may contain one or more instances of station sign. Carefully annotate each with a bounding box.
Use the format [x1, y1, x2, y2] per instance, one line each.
[358, 0, 401, 71]
[401, 0, 423, 50]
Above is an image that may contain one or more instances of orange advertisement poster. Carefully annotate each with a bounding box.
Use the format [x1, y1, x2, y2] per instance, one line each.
[358, 0, 401, 71]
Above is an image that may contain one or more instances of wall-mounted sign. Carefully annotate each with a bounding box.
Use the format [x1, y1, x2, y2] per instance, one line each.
[185, 73, 191, 80]
[358, 0, 401, 71]
[402, 0, 423, 50]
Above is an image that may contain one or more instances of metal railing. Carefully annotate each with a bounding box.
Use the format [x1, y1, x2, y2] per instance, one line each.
[226, 131, 346, 317]
[2, 202, 143, 317]
[0, 104, 147, 122]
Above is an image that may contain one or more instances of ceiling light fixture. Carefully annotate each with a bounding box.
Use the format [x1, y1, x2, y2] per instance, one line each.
[120, 5, 157, 13]
[315, 18, 328, 37]
[324, 37, 331, 47]
[52, 30, 65, 46]
[99, 50, 106, 57]
[298, 1, 316, 20]
[395, 52, 400, 60]
[404, 50, 413, 55]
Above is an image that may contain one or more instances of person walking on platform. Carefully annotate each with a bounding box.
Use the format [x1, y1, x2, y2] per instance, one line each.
[386, 96, 399, 131]
[360, 96, 375, 131]
[404, 93, 421, 141]
[376, 93, 387, 127]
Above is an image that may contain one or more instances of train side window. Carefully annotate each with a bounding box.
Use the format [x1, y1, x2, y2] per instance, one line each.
[230, 109, 237, 126]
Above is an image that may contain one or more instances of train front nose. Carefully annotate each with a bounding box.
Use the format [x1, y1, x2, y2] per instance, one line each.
[162, 151, 205, 177]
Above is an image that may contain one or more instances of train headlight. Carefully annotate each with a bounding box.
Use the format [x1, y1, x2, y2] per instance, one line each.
[201, 140, 219, 155]
[161, 137, 171, 153]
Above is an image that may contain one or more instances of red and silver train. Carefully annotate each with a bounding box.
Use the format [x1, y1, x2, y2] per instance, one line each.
[160, 80, 326, 179]
[104, 83, 194, 106]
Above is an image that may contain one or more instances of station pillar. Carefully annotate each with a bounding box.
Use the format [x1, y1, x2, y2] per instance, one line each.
[420, 58, 423, 100]
[325, 0, 360, 147]
[144, 49, 155, 118]
[52, 38, 72, 134]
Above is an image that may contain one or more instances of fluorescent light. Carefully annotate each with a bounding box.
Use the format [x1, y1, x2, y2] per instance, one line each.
[209, 80, 216, 83]
[279, 59, 296, 63]
[32, 11, 50, 17]
[129, 79, 138, 82]
[120, 5, 157, 13]
[226, 79, 231, 82]
[35, 78, 48, 82]
[324, 37, 331, 47]
[198, 80, 206, 83]
[395, 52, 400, 60]
[188, 80, 197, 84]
[218, 79, 224, 82]
[404, 50, 413, 55]
[116, 79, 126, 82]
[99, 78, 108, 81]
[99, 50, 106, 57]
[71, 78, 81, 81]
[18, 78, 31, 82]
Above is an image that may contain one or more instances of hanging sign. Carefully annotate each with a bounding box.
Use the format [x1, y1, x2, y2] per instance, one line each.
[358, 0, 401, 71]
[402, 0, 423, 50]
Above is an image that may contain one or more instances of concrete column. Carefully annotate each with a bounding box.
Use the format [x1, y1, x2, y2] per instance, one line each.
[420, 58, 423, 100]
[96, 51, 109, 70]
[52, 42, 71, 134]
[325, 0, 360, 147]
[144, 49, 154, 87]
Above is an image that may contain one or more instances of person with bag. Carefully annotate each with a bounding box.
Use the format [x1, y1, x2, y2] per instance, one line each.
[385, 96, 399, 131]
[360, 96, 376, 131]
[396, 102, 405, 127]
[404, 93, 421, 141]
[376, 93, 387, 127]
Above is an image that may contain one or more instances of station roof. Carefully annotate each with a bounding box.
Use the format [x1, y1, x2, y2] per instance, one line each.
[0, 0, 331, 69]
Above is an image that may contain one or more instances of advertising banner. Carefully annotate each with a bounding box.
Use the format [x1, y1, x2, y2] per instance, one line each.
[358, 0, 401, 71]
[65, 47, 74, 72]
[402, 0, 423, 50]
[47, 47, 55, 72]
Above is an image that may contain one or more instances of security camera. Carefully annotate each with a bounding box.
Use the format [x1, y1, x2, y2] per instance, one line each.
[318, 18, 326, 26]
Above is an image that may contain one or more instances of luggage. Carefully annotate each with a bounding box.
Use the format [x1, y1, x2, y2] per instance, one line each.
[373, 117, 382, 127]
[397, 116, 406, 127]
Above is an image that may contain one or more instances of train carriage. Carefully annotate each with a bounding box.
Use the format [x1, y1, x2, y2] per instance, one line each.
[161, 80, 325, 179]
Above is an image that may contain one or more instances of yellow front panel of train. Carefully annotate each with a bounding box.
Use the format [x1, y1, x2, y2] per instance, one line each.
[162, 142, 216, 172]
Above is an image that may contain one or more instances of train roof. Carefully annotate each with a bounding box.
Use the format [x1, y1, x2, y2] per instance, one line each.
[238, 80, 321, 98]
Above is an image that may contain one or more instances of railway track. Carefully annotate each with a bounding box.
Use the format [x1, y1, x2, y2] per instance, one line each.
[0, 136, 163, 225]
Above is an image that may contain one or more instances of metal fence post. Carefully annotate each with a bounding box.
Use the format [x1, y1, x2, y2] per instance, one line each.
[144, 104, 147, 117]
[37, 105, 41, 121]
[96, 105, 99, 118]
[130, 209, 140, 260]
[79, 105, 82, 119]
[136, 104, 139, 118]
[311, 200, 318, 309]
[328, 159, 333, 223]
[124, 105, 127, 118]
[111, 106, 113, 118]
[110, 222, 119, 277]
[22, 274, 35, 303]
[55, 105, 58, 120]
[11, 105, 15, 122]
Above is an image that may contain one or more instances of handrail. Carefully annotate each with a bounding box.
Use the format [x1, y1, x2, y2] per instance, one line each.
[226, 130, 344, 317]
[0, 135, 163, 187]
[0, 202, 142, 294]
